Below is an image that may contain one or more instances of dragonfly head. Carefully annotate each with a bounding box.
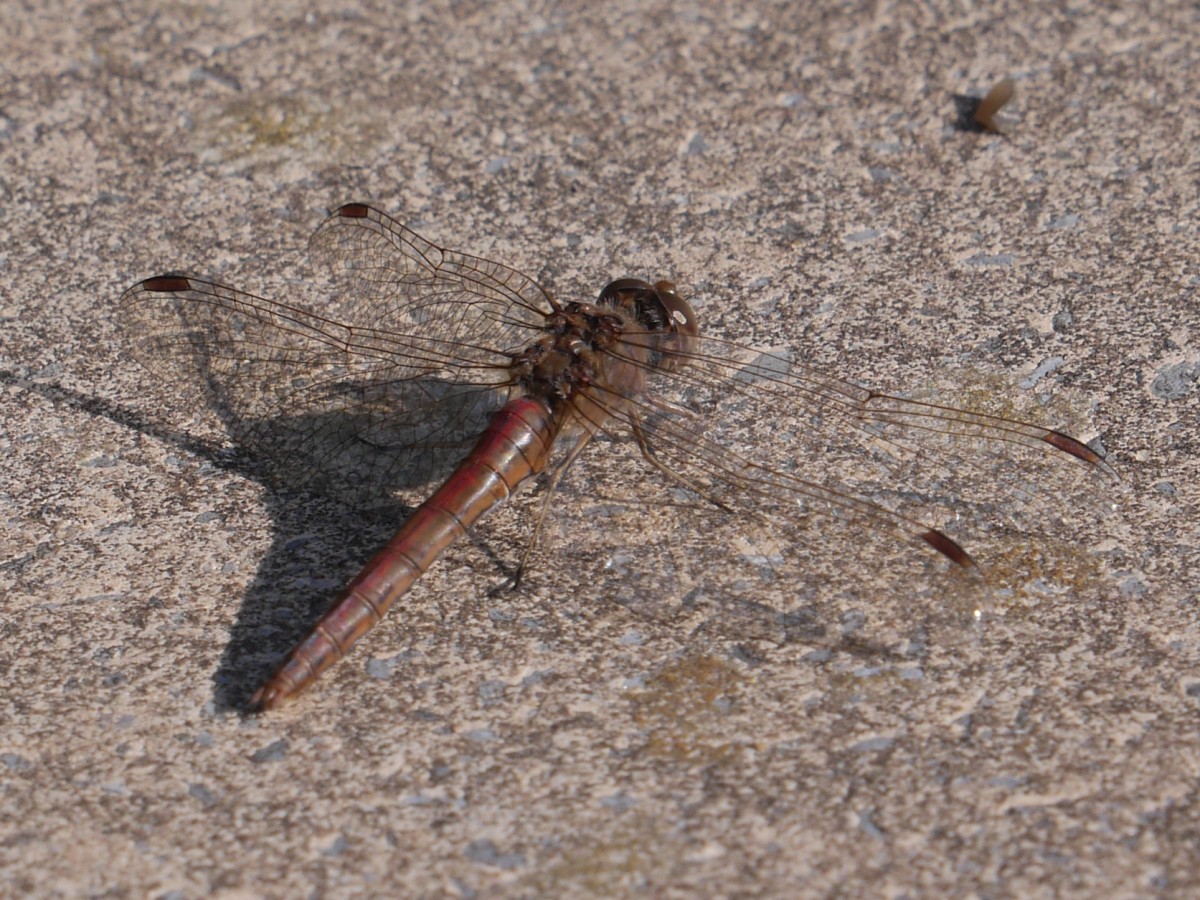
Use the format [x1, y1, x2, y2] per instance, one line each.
[597, 278, 699, 372]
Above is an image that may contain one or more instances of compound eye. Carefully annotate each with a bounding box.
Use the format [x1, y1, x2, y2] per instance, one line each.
[597, 278, 653, 306]
[654, 282, 699, 338]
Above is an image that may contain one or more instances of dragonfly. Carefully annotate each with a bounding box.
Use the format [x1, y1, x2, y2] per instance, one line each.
[119, 203, 1113, 711]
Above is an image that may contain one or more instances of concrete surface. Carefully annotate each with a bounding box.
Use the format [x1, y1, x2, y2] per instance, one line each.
[2, 0, 1197, 896]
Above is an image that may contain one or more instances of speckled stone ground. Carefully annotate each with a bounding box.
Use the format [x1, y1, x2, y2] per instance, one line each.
[2, 1, 1198, 897]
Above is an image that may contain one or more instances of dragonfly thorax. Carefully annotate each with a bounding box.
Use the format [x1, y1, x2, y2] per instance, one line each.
[508, 304, 628, 408]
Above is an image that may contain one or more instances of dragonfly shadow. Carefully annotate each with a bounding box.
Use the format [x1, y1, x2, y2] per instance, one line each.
[2, 370, 480, 714]
[210, 486, 409, 714]
[1, 369, 237, 483]
[193, 365, 503, 512]
[188, 375, 503, 713]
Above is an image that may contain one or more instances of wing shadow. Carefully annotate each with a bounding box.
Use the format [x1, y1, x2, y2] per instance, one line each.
[3, 370, 506, 714]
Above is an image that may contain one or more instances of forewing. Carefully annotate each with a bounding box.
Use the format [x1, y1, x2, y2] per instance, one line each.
[119, 275, 517, 506]
[543, 327, 1115, 654]
[120, 206, 563, 506]
[308, 203, 554, 342]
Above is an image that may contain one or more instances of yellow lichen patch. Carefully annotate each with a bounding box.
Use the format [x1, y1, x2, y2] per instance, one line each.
[194, 94, 385, 166]
[978, 533, 1111, 611]
[629, 653, 745, 764]
[216, 95, 333, 157]
[226, 96, 320, 149]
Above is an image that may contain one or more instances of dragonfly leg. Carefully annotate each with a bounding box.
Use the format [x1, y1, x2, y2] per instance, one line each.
[630, 415, 734, 513]
[490, 429, 599, 594]
[640, 393, 697, 419]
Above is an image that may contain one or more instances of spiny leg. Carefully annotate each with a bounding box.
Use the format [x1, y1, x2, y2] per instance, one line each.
[499, 429, 600, 593]
[631, 415, 734, 514]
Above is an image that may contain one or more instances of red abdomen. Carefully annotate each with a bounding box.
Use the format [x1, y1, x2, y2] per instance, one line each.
[250, 395, 558, 710]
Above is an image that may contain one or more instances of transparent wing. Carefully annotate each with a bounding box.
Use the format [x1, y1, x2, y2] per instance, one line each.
[119, 205, 558, 505]
[632, 332, 1112, 535]
[543, 325, 1116, 652]
[308, 203, 555, 335]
